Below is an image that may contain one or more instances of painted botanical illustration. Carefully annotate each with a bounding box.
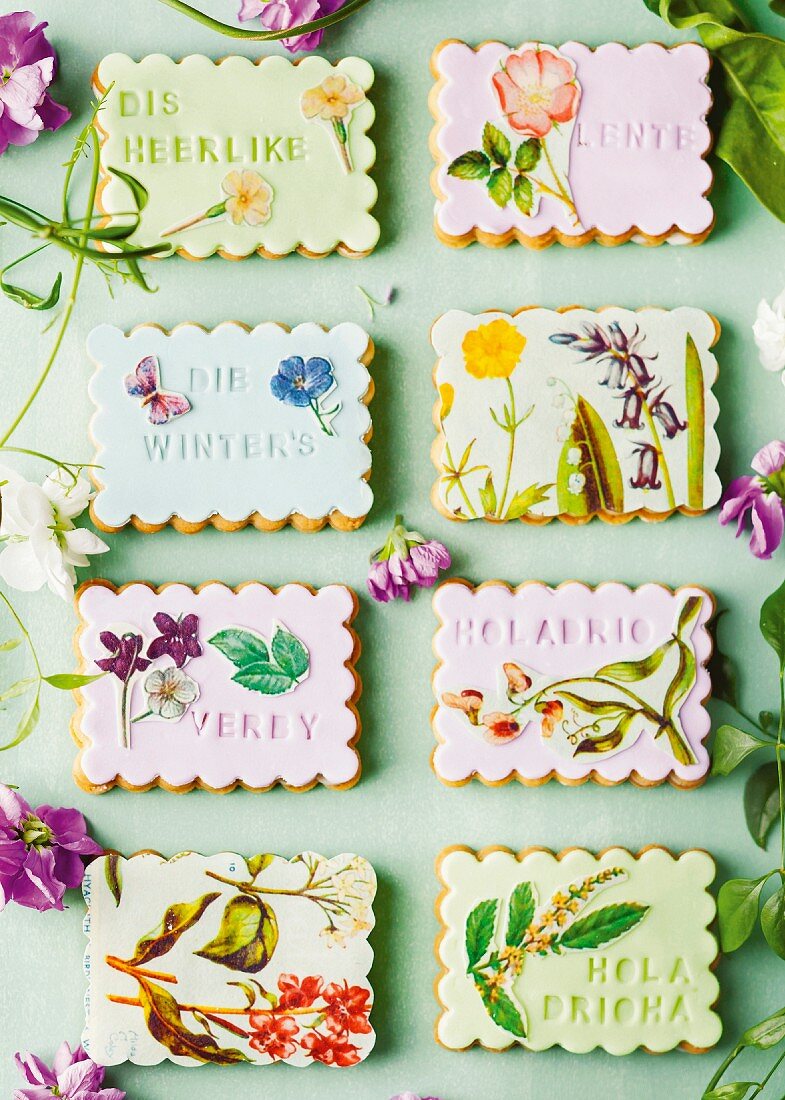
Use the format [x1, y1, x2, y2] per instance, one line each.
[162, 169, 275, 238]
[465, 867, 648, 1039]
[442, 595, 702, 766]
[209, 623, 311, 696]
[301, 74, 366, 173]
[270, 355, 341, 436]
[123, 355, 191, 426]
[89, 852, 375, 1067]
[447, 45, 581, 223]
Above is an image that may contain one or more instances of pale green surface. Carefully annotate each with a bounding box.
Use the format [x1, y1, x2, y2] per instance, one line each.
[1, 1, 785, 1097]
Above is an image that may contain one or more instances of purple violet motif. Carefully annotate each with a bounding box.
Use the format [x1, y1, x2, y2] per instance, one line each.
[368, 516, 451, 603]
[147, 612, 201, 669]
[630, 443, 662, 491]
[95, 632, 150, 682]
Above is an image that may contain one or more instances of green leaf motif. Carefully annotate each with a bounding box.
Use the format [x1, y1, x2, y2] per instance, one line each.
[504, 483, 553, 520]
[105, 853, 123, 908]
[742, 1004, 785, 1049]
[247, 853, 275, 879]
[762, 883, 785, 959]
[506, 882, 535, 947]
[596, 642, 670, 683]
[718, 875, 769, 952]
[109, 165, 150, 212]
[0, 639, 21, 653]
[208, 628, 269, 668]
[711, 725, 767, 777]
[745, 762, 780, 849]
[44, 672, 106, 690]
[475, 976, 526, 1038]
[483, 122, 511, 166]
[195, 895, 279, 973]
[1, 270, 62, 311]
[557, 903, 649, 951]
[684, 334, 706, 510]
[130, 893, 221, 966]
[271, 627, 309, 681]
[487, 167, 513, 208]
[232, 662, 295, 696]
[761, 578, 785, 669]
[448, 150, 491, 181]
[478, 472, 497, 517]
[703, 1085, 757, 1100]
[557, 396, 624, 517]
[662, 639, 697, 725]
[137, 980, 249, 1065]
[515, 138, 541, 173]
[465, 898, 498, 969]
[513, 174, 534, 215]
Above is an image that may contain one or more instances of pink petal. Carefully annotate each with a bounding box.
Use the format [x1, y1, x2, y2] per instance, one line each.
[537, 50, 576, 89]
[0, 783, 31, 827]
[750, 493, 785, 559]
[752, 440, 785, 477]
[505, 50, 542, 88]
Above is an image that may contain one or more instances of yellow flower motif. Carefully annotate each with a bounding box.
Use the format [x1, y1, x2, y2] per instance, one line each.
[499, 945, 525, 975]
[439, 382, 455, 421]
[462, 319, 526, 380]
[301, 74, 365, 122]
[221, 170, 274, 227]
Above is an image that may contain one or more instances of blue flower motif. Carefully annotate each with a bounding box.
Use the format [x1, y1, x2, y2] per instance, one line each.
[270, 356, 335, 408]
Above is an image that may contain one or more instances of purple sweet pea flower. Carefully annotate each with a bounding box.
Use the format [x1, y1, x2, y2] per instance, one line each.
[720, 441, 785, 560]
[238, 0, 347, 53]
[14, 1042, 125, 1099]
[147, 612, 201, 669]
[0, 785, 101, 912]
[368, 516, 452, 604]
[0, 11, 70, 156]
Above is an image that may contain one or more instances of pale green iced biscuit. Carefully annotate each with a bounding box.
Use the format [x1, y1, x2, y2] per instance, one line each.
[436, 846, 720, 1055]
[93, 54, 378, 259]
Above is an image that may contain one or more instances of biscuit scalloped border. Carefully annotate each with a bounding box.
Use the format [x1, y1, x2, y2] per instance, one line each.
[430, 305, 721, 525]
[429, 39, 715, 250]
[433, 843, 721, 1056]
[92, 53, 378, 261]
[88, 321, 375, 534]
[71, 579, 362, 795]
[430, 578, 716, 790]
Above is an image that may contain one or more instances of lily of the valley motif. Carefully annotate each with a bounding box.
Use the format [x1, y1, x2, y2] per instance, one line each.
[443, 596, 702, 766]
[448, 44, 581, 224]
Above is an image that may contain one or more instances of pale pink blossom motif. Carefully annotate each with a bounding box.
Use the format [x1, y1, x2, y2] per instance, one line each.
[492, 48, 579, 138]
[719, 441, 785, 560]
[0, 11, 70, 156]
[238, 0, 347, 53]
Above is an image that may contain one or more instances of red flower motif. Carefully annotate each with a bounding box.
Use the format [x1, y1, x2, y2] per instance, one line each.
[503, 662, 532, 696]
[537, 699, 564, 738]
[322, 981, 373, 1037]
[442, 689, 483, 725]
[277, 973, 324, 1010]
[248, 1013, 299, 1060]
[492, 48, 580, 138]
[300, 1030, 362, 1067]
[481, 712, 522, 745]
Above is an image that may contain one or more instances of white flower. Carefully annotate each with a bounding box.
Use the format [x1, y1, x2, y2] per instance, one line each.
[568, 472, 586, 495]
[566, 447, 582, 467]
[754, 290, 785, 376]
[144, 666, 200, 720]
[320, 925, 348, 949]
[0, 466, 109, 601]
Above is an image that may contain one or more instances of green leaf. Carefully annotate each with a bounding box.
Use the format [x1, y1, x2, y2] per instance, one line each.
[479, 472, 497, 517]
[515, 138, 541, 173]
[772, 0, 785, 15]
[487, 167, 513, 208]
[557, 396, 624, 517]
[1, 692, 40, 750]
[761, 578, 785, 669]
[105, 853, 123, 907]
[552, 690, 633, 718]
[137, 979, 249, 1064]
[483, 122, 511, 166]
[684, 335, 706, 510]
[1, 270, 61, 311]
[475, 976, 526, 1038]
[556, 903, 649, 950]
[703, 1085, 757, 1100]
[465, 898, 498, 968]
[596, 641, 671, 683]
[676, 595, 702, 637]
[0, 639, 21, 653]
[130, 893, 221, 966]
[232, 662, 294, 696]
[708, 611, 738, 708]
[44, 672, 106, 690]
[506, 882, 535, 947]
[513, 174, 534, 215]
[504, 483, 553, 520]
[108, 166, 150, 211]
[208, 628, 269, 668]
[760, 710, 775, 732]
[448, 151, 491, 181]
[662, 638, 697, 729]
[742, 1004, 785, 1048]
[711, 725, 768, 776]
[745, 762, 781, 849]
[718, 875, 769, 952]
[270, 627, 309, 681]
[195, 895, 279, 973]
[0, 677, 36, 703]
[762, 883, 785, 959]
[247, 853, 275, 878]
[644, 0, 747, 31]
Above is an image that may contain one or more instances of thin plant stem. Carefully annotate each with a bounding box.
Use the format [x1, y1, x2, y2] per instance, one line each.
[541, 140, 579, 224]
[752, 1046, 785, 1095]
[638, 384, 677, 512]
[778, 666, 785, 871]
[441, 437, 479, 519]
[154, 0, 372, 39]
[107, 995, 318, 1017]
[496, 378, 517, 519]
[705, 1039, 744, 1094]
[105, 956, 178, 983]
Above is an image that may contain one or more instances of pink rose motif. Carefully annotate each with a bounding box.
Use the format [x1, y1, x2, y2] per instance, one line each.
[492, 48, 579, 139]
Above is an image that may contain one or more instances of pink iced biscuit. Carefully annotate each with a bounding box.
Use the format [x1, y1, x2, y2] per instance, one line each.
[73, 581, 360, 793]
[431, 41, 714, 246]
[432, 581, 714, 788]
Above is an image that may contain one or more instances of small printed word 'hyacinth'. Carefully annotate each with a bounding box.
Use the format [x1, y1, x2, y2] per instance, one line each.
[0, 11, 70, 156]
[0, 784, 101, 912]
[367, 515, 451, 603]
[238, 0, 347, 52]
[720, 441, 785, 560]
[15, 1042, 125, 1100]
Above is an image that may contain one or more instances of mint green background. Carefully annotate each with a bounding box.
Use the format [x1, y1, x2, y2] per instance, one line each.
[1, 1, 784, 1097]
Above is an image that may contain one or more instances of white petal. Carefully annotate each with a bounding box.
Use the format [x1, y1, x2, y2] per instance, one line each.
[62, 527, 109, 562]
[159, 697, 186, 720]
[44, 471, 92, 520]
[144, 670, 166, 693]
[0, 542, 46, 592]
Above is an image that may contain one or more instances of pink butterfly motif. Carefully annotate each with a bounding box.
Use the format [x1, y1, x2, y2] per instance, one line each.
[124, 355, 192, 426]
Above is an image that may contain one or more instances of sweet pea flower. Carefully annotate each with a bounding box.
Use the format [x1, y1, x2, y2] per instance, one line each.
[0, 784, 101, 912]
[0, 11, 70, 156]
[368, 516, 451, 603]
[0, 466, 109, 601]
[14, 1042, 125, 1099]
[238, 0, 348, 53]
[719, 441, 785, 560]
[754, 289, 785, 376]
[390, 1094, 442, 1100]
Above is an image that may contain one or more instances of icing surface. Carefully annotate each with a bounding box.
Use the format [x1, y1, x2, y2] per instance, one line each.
[83, 851, 376, 1066]
[432, 42, 713, 243]
[436, 847, 720, 1054]
[94, 54, 378, 258]
[73, 582, 360, 791]
[88, 322, 373, 529]
[432, 581, 713, 786]
[432, 307, 721, 521]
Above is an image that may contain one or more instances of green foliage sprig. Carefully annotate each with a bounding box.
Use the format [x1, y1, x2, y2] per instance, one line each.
[642, 0, 785, 222]
[153, 0, 372, 40]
